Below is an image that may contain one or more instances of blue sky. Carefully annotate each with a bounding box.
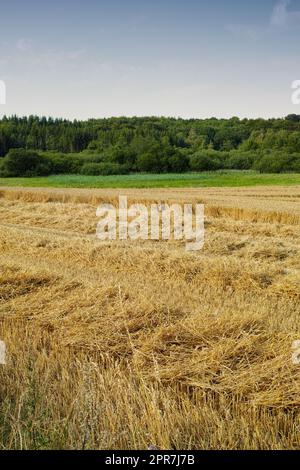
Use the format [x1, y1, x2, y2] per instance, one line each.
[0, 0, 300, 119]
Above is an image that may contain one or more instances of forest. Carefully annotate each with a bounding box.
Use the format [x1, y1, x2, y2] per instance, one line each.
[0, 114, 300, 176]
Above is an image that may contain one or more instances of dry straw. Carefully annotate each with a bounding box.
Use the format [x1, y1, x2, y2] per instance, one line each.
[0, 185, 299, 449]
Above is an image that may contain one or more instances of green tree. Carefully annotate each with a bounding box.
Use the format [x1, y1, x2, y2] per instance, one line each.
[0, 149, 51, 177]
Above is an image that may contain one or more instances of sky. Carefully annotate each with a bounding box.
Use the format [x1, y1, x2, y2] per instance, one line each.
[0, 0, 300, 120]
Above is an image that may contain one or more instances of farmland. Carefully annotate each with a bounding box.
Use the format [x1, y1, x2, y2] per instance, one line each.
[0, 171, 300, 189]
[0, 184, 300, 449]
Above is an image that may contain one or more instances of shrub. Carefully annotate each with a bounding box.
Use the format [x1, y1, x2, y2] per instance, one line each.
[167, 151, 189, 173]
[136, 152, 168, 173]
[226, 151, 256, 170]
[0, 149, 52, 177]
[189, 151, 223, 171]
[43, 152, 83, 174]
[254, 153, 300, 173]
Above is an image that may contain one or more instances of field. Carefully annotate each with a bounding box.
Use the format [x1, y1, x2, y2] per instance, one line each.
[0, 184, 300, 450]
[1, 170, 300, 189]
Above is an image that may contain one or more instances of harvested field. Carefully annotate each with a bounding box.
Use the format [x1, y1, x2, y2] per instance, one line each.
[0, 185, 300, 450]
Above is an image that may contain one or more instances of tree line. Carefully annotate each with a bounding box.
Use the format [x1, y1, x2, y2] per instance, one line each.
[0, 114, 300, 176]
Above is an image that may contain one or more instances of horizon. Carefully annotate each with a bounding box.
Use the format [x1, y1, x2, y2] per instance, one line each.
[0, 113, 298, 122]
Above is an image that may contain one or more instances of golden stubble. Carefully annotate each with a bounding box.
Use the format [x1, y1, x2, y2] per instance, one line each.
[0, 185, 299, 449]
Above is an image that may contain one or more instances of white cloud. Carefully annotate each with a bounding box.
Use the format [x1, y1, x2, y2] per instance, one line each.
[16, 38, 33, 52]
[66, 49, 85, 61]
[225, 24, 259, 40]
[270, 0, 300, 27]
[226, 1, 300, 40]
